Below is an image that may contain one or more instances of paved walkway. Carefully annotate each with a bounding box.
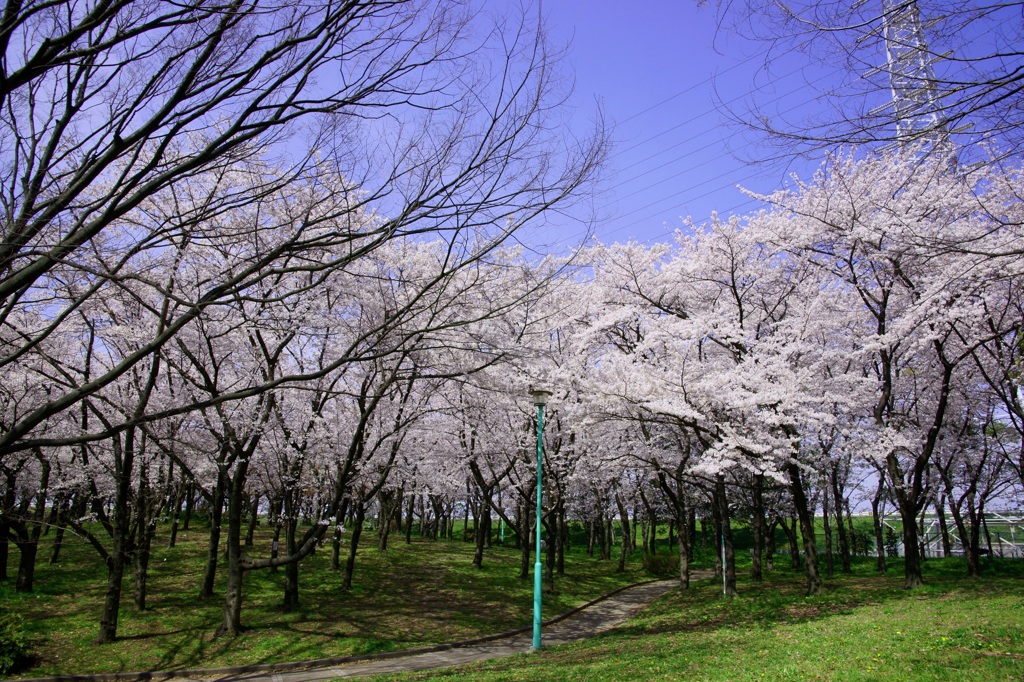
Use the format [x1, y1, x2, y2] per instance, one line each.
[186, 579, 680, 681]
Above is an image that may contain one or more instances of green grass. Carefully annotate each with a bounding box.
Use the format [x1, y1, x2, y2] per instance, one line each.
[379, 558, 1024, 681]
[0, 523, 649, 678]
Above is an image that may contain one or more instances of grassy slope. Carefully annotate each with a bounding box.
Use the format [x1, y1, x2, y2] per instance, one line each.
[382, 559, 1024, 682]
[1, 523, 647, 678]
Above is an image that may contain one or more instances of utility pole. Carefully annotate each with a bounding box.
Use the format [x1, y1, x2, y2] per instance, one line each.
[880, 0, 955, 157]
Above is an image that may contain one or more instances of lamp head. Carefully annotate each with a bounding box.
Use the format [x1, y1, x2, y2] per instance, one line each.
[529, 386, 553, 406]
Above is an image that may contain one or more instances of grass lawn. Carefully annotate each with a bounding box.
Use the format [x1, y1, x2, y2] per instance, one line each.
[378, 558, 1024, 681]
[1, 523, 648, 678]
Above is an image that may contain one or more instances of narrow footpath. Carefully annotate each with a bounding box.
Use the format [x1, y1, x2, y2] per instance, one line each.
[191, 579, 680, 681]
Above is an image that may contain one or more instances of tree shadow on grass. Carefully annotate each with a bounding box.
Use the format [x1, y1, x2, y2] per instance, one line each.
[609, 565, 1022, 641]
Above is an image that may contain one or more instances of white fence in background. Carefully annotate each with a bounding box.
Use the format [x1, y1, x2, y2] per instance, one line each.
[880, 510, 1024, 559]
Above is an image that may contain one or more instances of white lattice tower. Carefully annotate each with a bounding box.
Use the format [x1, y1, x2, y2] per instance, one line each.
[881, 0, 954, 155]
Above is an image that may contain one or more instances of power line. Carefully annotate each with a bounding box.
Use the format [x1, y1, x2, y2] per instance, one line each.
[609, 78, 814, 191]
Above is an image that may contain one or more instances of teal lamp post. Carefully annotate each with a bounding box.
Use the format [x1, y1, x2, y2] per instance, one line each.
[529, 386, 552, 650]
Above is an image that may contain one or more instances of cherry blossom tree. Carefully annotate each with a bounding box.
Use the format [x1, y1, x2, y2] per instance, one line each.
[755, 149, 1024, 587]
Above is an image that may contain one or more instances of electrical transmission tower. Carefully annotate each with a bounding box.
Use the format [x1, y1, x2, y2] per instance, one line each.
[880, 0, 955, 156]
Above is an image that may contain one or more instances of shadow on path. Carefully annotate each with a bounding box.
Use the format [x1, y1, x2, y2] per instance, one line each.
[208, 579, 690, 681]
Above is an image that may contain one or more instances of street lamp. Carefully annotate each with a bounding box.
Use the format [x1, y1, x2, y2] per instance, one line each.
[529, 386, 552, 650]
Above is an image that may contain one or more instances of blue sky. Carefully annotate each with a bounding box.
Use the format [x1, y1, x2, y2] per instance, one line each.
[523, 0, 834, 250]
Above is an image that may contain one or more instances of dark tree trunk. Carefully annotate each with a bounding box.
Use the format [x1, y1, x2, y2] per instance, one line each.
[656, 471, 691, 590]
[182, 481, 195, 531]
[218, 466, 248, 638]
[134, 520, 155, 611]
[935, 494, 952, 557]
[884, 353, 953, 589]
[49, 496, 70, 564]
[844, 500, 856, 555]
[200, 470, 226, 601]
[245, 493, 260, 548]
[895, 492, 924, 588]
[97, 431, 137, 644]
[342, 499, 365, 591]
[751, 474, 765, 582]
[945, 490, 981, 576]
[168, 481, 185, 548]
[14, 535, 40, 594]
[96, 542, 127, 644]
[604, 514, 614, 561]
[282, 515, 299, 610]
[871, 472, 887, 574]
[471, 487, 490, 568]
[331, 524, 342, 571]
[765, 519, 776, 572]
[133, 463, 156, 611]
[615, 494, 631, 573]
[519, 534, 531, 579]
[405, 493, 415, 545]
[0, 469, 11, 581]
[378, 488, 401, 553]
[687, 508, 696, 562]
[711, 504, 723, 580]
[778, 512, 802, 565]
[823, 480, 835, 579]
[13, 458, 50, 593]
[543, 515, 556, 592]
[715, 475, 737, 596]
[786, 462, 821, 596]
[830, 467, 852, 573]
[556, 503, 566, 576]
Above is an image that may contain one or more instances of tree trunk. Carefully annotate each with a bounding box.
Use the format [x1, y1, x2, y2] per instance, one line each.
[711, 504, 723, 580]
[405, 493, 415, 545]
[168, 481, 185, 548]
[95, 544, 127, 644]
[14, 534, 39, 594]
[830, 467, 852, 573]
[557, 504, 567, 575]
[219, 463, 250, 638]
[245, 493, 260, 548]
[543, 516, 556, 593]
[658, 472, 691, 591]
[182, 481, 195, 531]
[342, 499, 365, 591]
[519, 533, 531, 579]
[715, 475, 738, 596]
[13, 458, 50, 593]
[822, 480, 835, 579]
[614, 493, 631, 573]
[751, 474, 765, 582]
[471, 488, 490, 568]
[200, 470, 226, 601]
[133, 462, 156, 611]
[604, 514, 614, 561]
[0, 470, 11, 581]
[687, 508, 696, 562]
[134, 520, 155, 611]
[786, 462, 822, 596]
[871, 472, 887, 574]
[49, 494, 73, 564]
[935, 494, 952, 558]
[97, 431, 136, 644]
[283, 515, 299, 610]
[895, 494, 924, 588]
